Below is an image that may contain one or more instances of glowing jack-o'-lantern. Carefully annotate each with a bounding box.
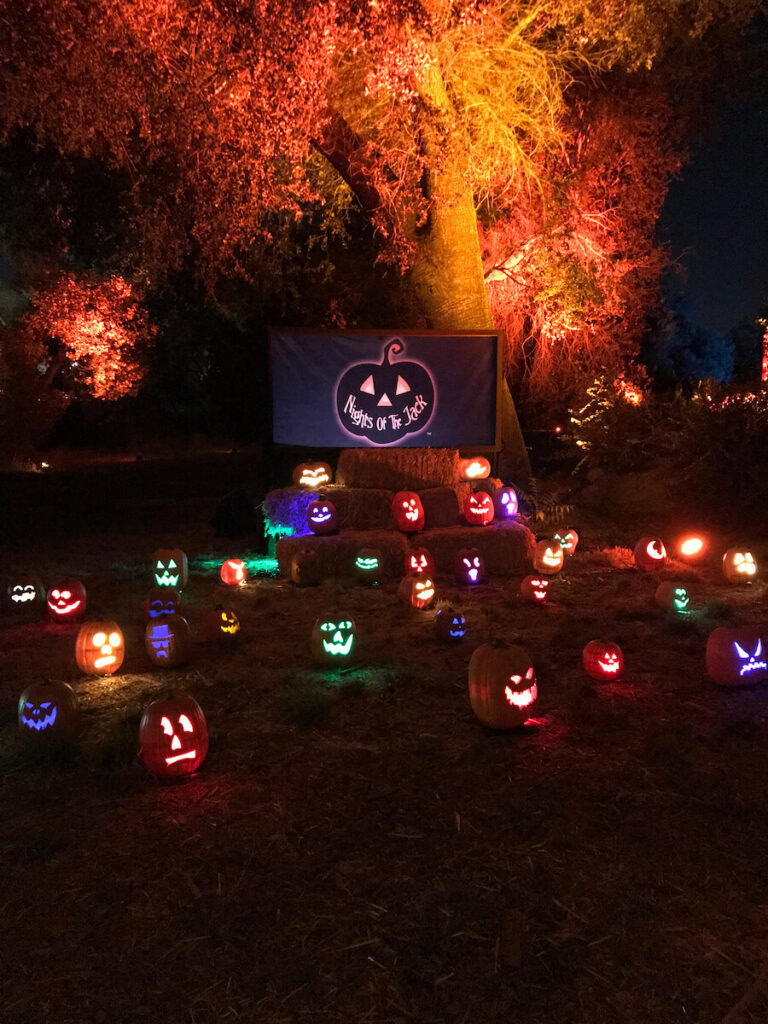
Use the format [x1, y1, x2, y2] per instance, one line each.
[292, 462, 332, 489]
[144, 614, 191, 667]
[468, 641, 538, 729]
[76, 621, 124, 676]
[202, 605, 240, 642]
[533, 540, 564, 575]
[655, 582, 690, 613]
[706, 628, 768, 686]
[18, 681, 80, 743]
[455, 548, 485, 585]
[143, 586, 182, 622]
[678, 534, 707, 561]
[152, 548, 189, 589]
[46, 578, 87, 621]
[354, 548, 382, 585]
[220, 558, 247, 586]
[392, 491, 425, 533]
[464, 492, 494, 527]
[6, 576, 45, 616]
[553, 528, 579, 556]
[458, 456, 491, 481]
[311, 616, 356, 664]
[582, 640, 624, 680]
[520, 575, 549, 604]
[434, 606, 467, 642]
[306, 499, 338, 535]
[398, 575, 435, 610]
[290, 549, 322, 587]
[405, 547, 434, 577]
[633, 537, 667, 572]
[139, 694, 208, 777]
[723, 547, 758, 583]
[493, 486, 519, 519]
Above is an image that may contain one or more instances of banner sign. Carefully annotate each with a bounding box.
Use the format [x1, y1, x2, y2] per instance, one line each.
[269, 329, 501, 448]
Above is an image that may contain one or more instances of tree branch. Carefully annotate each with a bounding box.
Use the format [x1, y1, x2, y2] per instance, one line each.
[310, 110, 383, 218]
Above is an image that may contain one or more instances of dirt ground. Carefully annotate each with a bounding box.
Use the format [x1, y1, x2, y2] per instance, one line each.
[2, 497, 768, 1024]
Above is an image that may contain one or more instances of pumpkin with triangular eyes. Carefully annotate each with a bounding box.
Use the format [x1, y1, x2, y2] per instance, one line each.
[405, 547, 434, 577]
[18, 681, 80, 744]
[434, 606, 467, 642]
[455, 548, 485, 585]
[633, 537, 666, 572]
[464, 492, 494, 526]
[723, 547, 758, 583]
[398, 575, 436, 610]
[152, 548, 189, 589]
[306, 499, 338, 535]
[139, 694, 208, 777]
[706, 627, 768, 686]
[76, 621, 125, 676]
[520, 575, 549, 604]
[392, 492, 424, 533]
[553, 528, 579, 556]
[582, 640, 624, 680]
[202, 606, 241, 643]
[468, 641, 538, 728]
[532, 540, 564, 575]
[46, 578, 87, 620]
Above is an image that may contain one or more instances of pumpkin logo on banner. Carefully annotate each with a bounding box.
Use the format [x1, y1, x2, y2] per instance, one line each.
[335, 339, 435, 445]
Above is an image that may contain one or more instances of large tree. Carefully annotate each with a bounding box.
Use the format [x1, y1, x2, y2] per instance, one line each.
[0, 0, 762, 464]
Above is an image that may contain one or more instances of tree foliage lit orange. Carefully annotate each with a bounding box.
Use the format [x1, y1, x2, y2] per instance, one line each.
[19, 275, 154, 399]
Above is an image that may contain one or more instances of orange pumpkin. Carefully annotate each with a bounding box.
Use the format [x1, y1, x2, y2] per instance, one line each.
[76, 621, 125, 676]
[468, 641, 538, 729]
[220, 557, 247, 586]
[397, 575, 435, 610]
[292, 462, 332, 489]
[532, 539, 564, 575]
[458, 456, 491, 481]
[633, 537, 667, 572]
[722, 547, 758, 583]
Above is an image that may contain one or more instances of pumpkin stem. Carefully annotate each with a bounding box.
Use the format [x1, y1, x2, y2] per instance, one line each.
[489, 637, 508, 649]
[382, 338, 405, 364]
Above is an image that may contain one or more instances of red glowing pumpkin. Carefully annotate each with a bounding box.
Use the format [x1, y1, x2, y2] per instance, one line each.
[464, 491, 494, 526]
[582, 640, 624, 680]
[633, 537, 667, 572]
[46, 578, 87, 621]
[392, 491, 425, 533]
[139, 694, 209, 777]
[306, 499, 338, 535]
[220, 557, 247, 586]
[405, 547, 435, 577]
[520, 575, 549, 604]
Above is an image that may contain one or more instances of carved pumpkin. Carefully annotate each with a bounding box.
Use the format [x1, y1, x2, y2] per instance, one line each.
[144, 614, 192, 667]
[532, 540, 564, 575]
[220, 557, 247, 586]
[455, 548, 485, 585]
[6, 575, 45, 616]
[434, 606, 467, 642]
[289, 549, 322, 587]
[678, 534, 707, 561]
[306, 499, 338, 535]
[139, 694, 208, 777]
[468, 641, 538, 729]
[392, 491, 425, 533]
[582, 640, 624, 680]
[46, 578, 87, 621]
[633, 537, 667, 572]
[18, 681, 80, 744]
[723, 547, 758, 583]
[458, 456, 491, 481]
[655, 582, 691, 612]
[335, 339, 435, 445]
[292, 461, 332, 489]
[311, 616, 356, 664]
[706, 627, 768, 686]
[520, 575, 549, 604]
[464, 491, 494, 526]
[143, 586, 182, 622]
[202, 605, 241, 642]
[76, 621, 125, 676]
[553, 528, 579, 556]
[405, 547, 434, 577]
[493, 486, 519, 519]
[152, 548, 189, 589]
[397, 575, 436, 610]
[354, 547, 382, 585]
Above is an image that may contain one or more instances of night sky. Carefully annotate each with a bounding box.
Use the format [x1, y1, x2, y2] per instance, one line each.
[659, 97, 768, 333]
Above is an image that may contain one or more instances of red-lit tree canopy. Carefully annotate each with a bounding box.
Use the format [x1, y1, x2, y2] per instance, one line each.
[0, 0, 762, 425]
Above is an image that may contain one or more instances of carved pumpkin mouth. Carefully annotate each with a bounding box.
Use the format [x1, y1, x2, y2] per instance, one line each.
[356, 558, 378, 570]
[504, 681, 537, 709]
[598, 656, 621, 673]
[542, 552, 560, 566]
[165, 749, 197, 765]
[467, 568, 478, 582]
[312, 512, 331, 523]
[94, 651, 116, 669]
[49, 599, 81, 615]
[465, 462, 484, 478]
[416, 586, 434, 602]
[323, 635, 353, 656]
[735, 640, 767, 676]
[301, 470, 329, 485]
[404, 508, 419, 521]
[155, 571, 179, 587]
[20, 704, 57, 731]
[12, 588, 36, 603]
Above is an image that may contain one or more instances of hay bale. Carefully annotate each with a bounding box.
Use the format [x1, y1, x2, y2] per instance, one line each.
[263, 485, 393, 537]
[418, 521, 534, 576]
[277, 530, 409, 579]
[416, 487, 460, 528]
[336, 448, 460, 490]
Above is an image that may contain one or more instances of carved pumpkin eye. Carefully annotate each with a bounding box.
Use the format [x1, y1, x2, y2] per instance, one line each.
[92, 632, 106, 646]
[109, 632, 121, 646]
[179, 714, 194, 732]
[61, 590, 71, 600]
[161, 716, 174, 735]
